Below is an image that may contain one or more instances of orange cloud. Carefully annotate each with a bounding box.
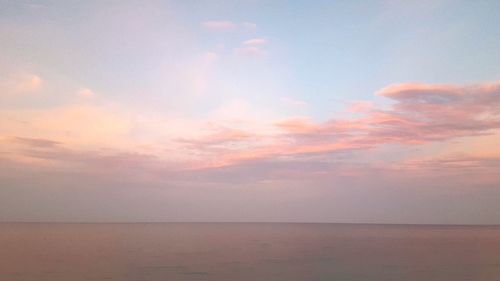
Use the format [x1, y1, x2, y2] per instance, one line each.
[0, 73, 42, 97]
[18, 74, 42, 92]
[1, 105, 130, 147]
[275, 117, 318, 134]
[347, 101, 374, 113]
[78, 88, 95, 98]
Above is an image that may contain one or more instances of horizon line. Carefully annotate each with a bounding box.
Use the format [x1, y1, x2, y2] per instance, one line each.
[2, 221, 500, 227]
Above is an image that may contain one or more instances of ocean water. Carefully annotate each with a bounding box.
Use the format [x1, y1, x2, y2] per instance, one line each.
[0, 223, 499, 281]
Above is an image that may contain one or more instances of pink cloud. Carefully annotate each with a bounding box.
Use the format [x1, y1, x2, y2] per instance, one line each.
[243, 38, 268, 46]
[403, 154, 500, 170]
[183, 81, 499, 169]
[347, 101, 374, 113]
[376, 83, 459, 99]
[211, 81, 500, 167]
[234, 47, 267, 58]
[372, 82, 500, 140]
[12, 137, 61, 148]
[78, 88, 95, 98]
[3, 80, 500, 186]
[275, 117, 318, 134]
[0, 73, 42, 97]
[0, 104, 131, 147]
[179, 127, 254, 147]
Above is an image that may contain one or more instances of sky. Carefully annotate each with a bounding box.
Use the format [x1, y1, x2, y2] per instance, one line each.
[1, 0, 500, 224]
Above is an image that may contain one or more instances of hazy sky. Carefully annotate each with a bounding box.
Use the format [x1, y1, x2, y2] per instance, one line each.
[1, 0, 500, 224]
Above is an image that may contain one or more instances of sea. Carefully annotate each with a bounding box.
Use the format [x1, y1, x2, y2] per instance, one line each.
[1, 223, 499, 281]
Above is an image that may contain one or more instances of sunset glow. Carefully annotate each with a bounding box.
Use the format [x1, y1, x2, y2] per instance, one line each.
[1, 1, 500, 223]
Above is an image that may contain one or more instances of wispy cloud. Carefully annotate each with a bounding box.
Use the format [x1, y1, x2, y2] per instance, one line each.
[280, 97, 309, 108]
[201, 21, 237, 31]
[242, 22, 257, 31]
[1, 104, 131, 147]
[180, 127, 253, 147]
[275, 117, 318, 134]
[11, 137, 61, 148]
[234, 47, 267, 58]
[347, 101, 374, 113]
[201, 21, 257, 32]
[243, 38, 268, 46]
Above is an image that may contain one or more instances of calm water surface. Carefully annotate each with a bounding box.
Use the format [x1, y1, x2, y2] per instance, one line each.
[1, 223, 500, 281]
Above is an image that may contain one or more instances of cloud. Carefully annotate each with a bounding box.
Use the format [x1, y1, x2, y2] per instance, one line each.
[3, 80, 500, 185]
[275, 117, 318, 134]
[372, 82, 500, 140]
[0, 73, 42, 97]
[236, 37, 268, 58]
[78, 88, 95, 98]
[393, 153, 500, 185]
[1, 105, 131, 147]
[201, 21, 258, 32]
[201, 21, 237, 31]
[11, 137, 61, 148]
[19, 74, 42, 92]
[242, 22, 257, 31]
[234, 47, 267, 58]
[280, 97, 309, 108]
[1, 137, 174, 180]
[243, 38, 268, 46]
[403, 154, 500, 171]
[282, 81, 500, 144]
[202, 51, 219, 64]
[347, 101, 374, 113]
[180, 127, 253, 147]
[193, 81, 500, 167]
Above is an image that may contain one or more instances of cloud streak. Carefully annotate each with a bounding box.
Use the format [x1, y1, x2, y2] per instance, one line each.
[234, 47, 267, 58]
[201, 21, 237, 31]
[243, 38, 268, 46]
